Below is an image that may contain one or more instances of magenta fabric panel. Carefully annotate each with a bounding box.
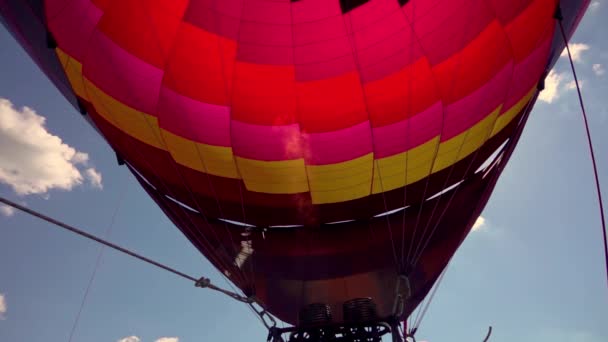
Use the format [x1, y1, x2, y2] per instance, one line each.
[373, 101, 442, 158]
[301, 121, 373, 165]
[294, 34, 355, 81]
[157, 87, 231, 147]
[82, 30, 164, 115]
[488, 0, 533, 25]
[408, 0, 495, 65]
[183, 0, 242, 39]
[45, 0, 102, 61]
[291, 0, 343, 23]
[348, 0, 400, 29]
[441, 62, 513, 140]
[241, 0, 291, 24]
[231, 121, 303, 161]
[502, 35, 552, 111]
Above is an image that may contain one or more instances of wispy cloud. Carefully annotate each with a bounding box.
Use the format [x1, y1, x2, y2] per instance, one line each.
[85, 168, 103, 189]
[566, 79, 583, 90]
[472, 216, 487, 232]
[0, 98, 103, 196]
[117, 337, 140, 342]
[0, 204, 15, 217]
[0, 292, 7, 319]
[539, 70, 566, 103]
[590, 1, 600, 11]
[116, 336, 179, 342]
[155, 338, 179, 342]
[593, 63, 605, 76]
[560, 43, 590, 63]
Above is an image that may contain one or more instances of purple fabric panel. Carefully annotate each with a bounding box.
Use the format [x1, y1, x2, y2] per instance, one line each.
[157, 87, 231, 146]
[82, 30, 163, 115]
[372, 101, 443, 158]
[231, 121, 303, 161]
[302, 121, 373, 165]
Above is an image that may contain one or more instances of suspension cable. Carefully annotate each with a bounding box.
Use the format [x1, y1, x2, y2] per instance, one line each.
[0, 196, 251, 303]
[557, 8, 608, 287]
[67, 181, 129, 342]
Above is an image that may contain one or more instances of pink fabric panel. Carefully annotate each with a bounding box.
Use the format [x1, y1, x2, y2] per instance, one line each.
[503, 35, 552, 110]
[46, 0, 102, 60]
[231, 121, 303, 161]
[441, 62, 513, 141]
[82, 30, 164, 116]
[157, 87, 231, 147]
[373, 101, 443, 158]
[302, 121, 373, 165]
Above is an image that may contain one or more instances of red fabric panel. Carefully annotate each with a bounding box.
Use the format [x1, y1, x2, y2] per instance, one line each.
[364, 57, 439, 127]
[296, 71, 368, 133]
[231, 63, 297, 125]
[433, 20, 511, 104]
[97, 0, 188, 68]
[163, 23, 236, 106]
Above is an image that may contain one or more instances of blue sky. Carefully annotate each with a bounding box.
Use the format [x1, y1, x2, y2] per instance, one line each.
[1, 2, 608, 342]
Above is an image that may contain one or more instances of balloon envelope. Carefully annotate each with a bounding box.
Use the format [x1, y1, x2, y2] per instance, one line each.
[0, 0, 589, 325]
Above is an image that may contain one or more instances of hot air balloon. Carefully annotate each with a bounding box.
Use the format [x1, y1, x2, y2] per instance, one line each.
[0, 0, 592, 340]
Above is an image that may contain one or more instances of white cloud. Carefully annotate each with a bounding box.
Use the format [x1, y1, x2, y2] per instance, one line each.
[0, 204, 15, 217]
[566, 79, 583, 90]
[0, 292, 7, 319]
[472, 216, 486, 232]
[117, 337, 140, 342]
[155, 338, 179, 342]
[85, 168, 103, 189]
[560, 43, 590, 63]
[590, 1, 600, 11]
[593, 63, 605, 76]
[539, 70, 566, 103]
[0, 98, 102, 196]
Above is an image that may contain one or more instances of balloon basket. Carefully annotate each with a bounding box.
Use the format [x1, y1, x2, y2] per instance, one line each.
[266, 316, 405, 342]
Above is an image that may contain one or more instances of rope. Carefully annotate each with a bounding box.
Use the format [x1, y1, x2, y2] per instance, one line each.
[0, 196, 251, 303]
[67, 181, 129, 342]
[557, 11, 608, 288]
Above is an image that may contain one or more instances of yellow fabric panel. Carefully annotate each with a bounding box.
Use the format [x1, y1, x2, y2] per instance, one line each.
[371, 137, 439, 193]
[491, 87, 535, 136]
[83, 78, 165, 149]
[160, 129, 240, 179]
[308, 153, 373, 204]
[56, 49, 89, 101]
[235, 157, 309, 194]
[432, 105, 502, 173]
